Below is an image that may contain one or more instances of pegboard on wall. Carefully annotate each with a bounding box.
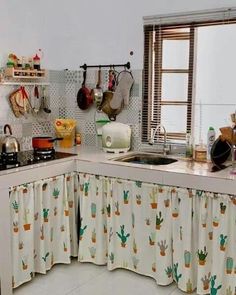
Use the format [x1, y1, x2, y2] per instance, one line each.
[0, 68, 143, 151]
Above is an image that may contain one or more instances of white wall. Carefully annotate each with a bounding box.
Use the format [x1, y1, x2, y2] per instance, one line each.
[1, 0, 236, 70]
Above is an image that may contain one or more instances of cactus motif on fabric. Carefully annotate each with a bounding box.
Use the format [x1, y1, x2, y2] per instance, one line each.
[173, 263, 182, 283]
[43, 208, 49, 222]
[53, 188, 60, 199]
[50, 228, 53, 242]
[23, 209, 31, 230]
[109, 252, 114, 264]
[149, 187, 158, 209]
[22, 257, 28, 270]
[108, 227, 113, 241]
[210, 275, 222, 295]
[172, 207, 179, 218]
[34, 212, 39, 220]
[13, 221, 19, 233]
[220, 202, 226, 214]
[179, 226, 183, 240]
[40, 225, 44, 240]
[213, 216, 219, 227]
[132, 256, 139, 269]
[149, 232, 155, 246]
[106, 204, 111, 217]
[89, 247, 96, 258]
[186, 279, 193, 293]
[63, 242, 67, 252]
[156, 211, 163, 230]
[165, 266, 172, 278]
[54, 207, 57, 216]
[208, 231, 213, 240]
[91, 203, 96, 218]
[133, 239, 137, 254]
[12, 200, 19, 213]
[164, 198, 170, 207]
[184, 250, 191, 268]
[116, 225, 130, 247]
[18, 241, 24, 250]
[115, 202, 120, 216]
[79, 223, 87, 241]
[145, 218, 150, 226]
[201, 212, 207, 228]
[91, 229, 96, 243]
[132, 213, 135, 228]
[136, 194, 141, 205]
[226, 257, 233, 274]
[104, 222, 108, 234]
[152, 263, 156, 272]
[158, 240, 168, 256]
[123, 190, 129, 204]
[219, 234, 227, 251]
[135, 181, 142, 188]
[201, 272, 211, 290]
[226, 286, 233, 295]
[84, 182, 89, 196]
[197, 246, 208, 265]
[42, 252, 50, 262]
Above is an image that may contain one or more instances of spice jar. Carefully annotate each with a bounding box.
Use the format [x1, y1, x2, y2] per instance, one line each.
[194, 144, 207, 162]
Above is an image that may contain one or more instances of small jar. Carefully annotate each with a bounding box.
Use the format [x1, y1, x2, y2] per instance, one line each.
[194, 145, 207, 162]
[76, 133, 81, 145]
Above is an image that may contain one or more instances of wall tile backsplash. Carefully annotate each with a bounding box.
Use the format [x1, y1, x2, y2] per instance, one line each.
[0, 69, 142, 151]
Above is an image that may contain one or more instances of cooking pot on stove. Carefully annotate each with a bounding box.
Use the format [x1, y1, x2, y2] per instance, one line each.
[2, 124, 20, 154]
[32, 136, 63, 149]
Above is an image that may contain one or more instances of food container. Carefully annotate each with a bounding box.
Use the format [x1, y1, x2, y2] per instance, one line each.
[194, 145, 207, 162]
[54, 119, 76, 148]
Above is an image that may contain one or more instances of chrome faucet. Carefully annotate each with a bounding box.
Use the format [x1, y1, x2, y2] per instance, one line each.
[149, 124, 170, 155]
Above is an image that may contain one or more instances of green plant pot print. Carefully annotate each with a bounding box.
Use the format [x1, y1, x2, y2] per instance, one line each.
[91, 203, 96, 218]
[197, 246, 208, 266]
[226, 257, 233, 274]
[43, 208, 49, 222]
[23, 209, 31, 231]
[158, 240, 168, 256]
[123, 190, 129, 204]
[53, 188, 60, 199]
[184, 251, 191, 268]
[210, 275, 222, 295]
[219, 234, 227, 251]
[156, 211, 163, 230]
[12, 200, 19, 213]
[220, 202, 226, 214]
[186, 279, 193, 293]
[116, 225, 130, 248]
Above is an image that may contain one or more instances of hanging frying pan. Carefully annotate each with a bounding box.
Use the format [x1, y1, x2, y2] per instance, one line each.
[210, 137, 231, 171]
[77, 70, 93, 110]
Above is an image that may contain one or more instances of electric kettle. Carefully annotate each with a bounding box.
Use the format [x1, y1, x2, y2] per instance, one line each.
[2, 124, 20, 154]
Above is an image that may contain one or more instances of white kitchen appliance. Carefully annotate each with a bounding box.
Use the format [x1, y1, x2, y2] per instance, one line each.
[101, 122, 131, 153]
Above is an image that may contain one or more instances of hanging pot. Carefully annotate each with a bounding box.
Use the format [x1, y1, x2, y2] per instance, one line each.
[77, 70, 93, 110]
[32, 136, 63, 149]
[2, 124, 20, 154]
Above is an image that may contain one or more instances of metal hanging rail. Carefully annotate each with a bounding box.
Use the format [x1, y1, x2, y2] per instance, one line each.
[80, 61, 130, 70]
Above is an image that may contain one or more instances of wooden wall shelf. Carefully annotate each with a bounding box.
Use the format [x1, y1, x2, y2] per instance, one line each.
[4, 67, 46, 79]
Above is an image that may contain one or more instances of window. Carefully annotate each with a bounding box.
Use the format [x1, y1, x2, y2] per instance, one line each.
[142, 8, 236, 145]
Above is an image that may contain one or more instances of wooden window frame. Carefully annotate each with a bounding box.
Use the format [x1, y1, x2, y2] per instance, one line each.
[142, 8, 236, 144]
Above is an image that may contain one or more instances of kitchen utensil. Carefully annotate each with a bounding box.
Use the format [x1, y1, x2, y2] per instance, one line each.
[32, 136, 63, 149]
[77, 70, 93, 110]
[91, 68, 103, 107]
[210, 137, 231, 170]
[99, 91, 122, 121]
[41, 86, 51, 113]
[32, 85, 40, 114]
[101, 122, 131, 153]
[2, 124, 20, 154]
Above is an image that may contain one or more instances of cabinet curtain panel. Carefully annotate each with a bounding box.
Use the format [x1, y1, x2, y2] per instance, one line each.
[78, 173, 236, 295]
[10, 172, 79, 288]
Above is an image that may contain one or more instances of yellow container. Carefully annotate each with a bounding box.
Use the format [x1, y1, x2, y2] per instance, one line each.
[54, 119, 76, 148]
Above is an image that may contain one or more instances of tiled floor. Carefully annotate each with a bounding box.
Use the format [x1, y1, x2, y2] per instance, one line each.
[13, 259, 196, 295]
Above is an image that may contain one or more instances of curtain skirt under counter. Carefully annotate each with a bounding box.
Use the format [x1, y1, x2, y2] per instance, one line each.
[78, 173, 236, 295]
[10, 172, 79, 288]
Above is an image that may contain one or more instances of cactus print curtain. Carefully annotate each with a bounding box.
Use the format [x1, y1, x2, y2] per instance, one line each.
[78, 173, 236, 295]
[10, 172, 79, 288]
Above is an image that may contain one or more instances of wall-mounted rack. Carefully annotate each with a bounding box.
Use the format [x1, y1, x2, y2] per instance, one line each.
[80, 61, 130, 70]
[0, 82, 50, 86]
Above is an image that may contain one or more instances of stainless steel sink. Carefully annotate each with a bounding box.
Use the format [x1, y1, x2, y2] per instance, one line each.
[112, 153, 178, 165]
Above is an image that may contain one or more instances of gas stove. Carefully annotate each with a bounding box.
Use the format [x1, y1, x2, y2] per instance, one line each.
[0, 150, 76, 171]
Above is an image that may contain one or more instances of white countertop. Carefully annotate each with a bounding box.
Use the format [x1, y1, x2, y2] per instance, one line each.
[0, 145, 235, 194]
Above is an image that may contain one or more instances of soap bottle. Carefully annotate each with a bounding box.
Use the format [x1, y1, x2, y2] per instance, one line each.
[207, 127, 215, 161]
[185, 133, 193, 159]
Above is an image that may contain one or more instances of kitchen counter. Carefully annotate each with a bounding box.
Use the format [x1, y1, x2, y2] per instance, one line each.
[1, 145, 236, 295]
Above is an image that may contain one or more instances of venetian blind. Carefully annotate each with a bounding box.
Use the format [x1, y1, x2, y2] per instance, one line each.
[142, 8, 236, 143]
